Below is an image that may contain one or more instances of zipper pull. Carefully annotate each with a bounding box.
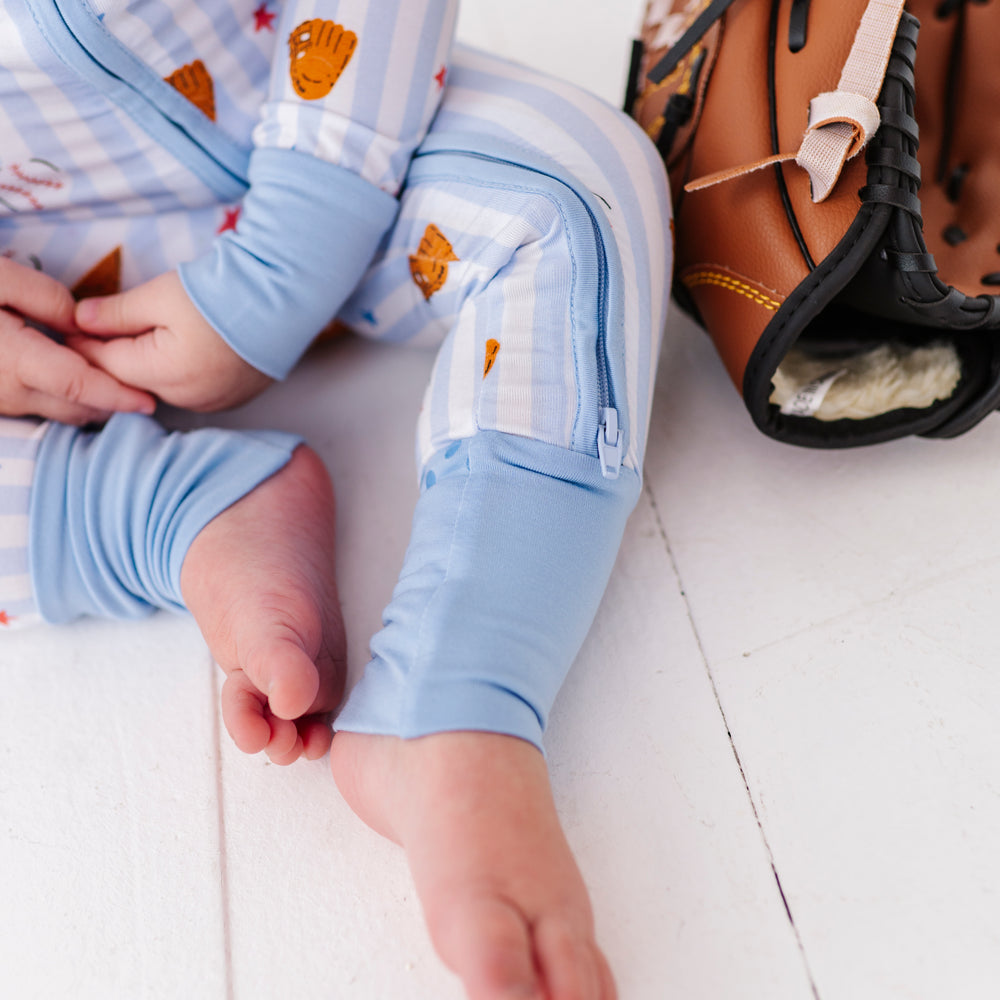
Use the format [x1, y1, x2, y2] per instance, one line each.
[598, 407, 622, 480]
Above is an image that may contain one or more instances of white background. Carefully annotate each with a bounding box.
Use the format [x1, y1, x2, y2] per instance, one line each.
[5, 1, 1000, 997]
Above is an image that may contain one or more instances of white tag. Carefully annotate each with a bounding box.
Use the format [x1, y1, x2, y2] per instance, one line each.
[780, 368, 848, 417]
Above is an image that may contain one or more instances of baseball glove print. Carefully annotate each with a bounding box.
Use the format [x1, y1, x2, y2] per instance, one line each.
[629, 0, 1000, 447]
[288, 18, 358, 100]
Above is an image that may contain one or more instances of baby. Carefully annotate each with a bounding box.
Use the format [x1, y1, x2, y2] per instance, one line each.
[0, 1, 671, 997]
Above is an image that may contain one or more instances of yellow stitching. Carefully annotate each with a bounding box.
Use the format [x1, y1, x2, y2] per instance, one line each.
[640, 42, 704, 102]
[678, 44, 704, 96]
[681, 271, 783, 311]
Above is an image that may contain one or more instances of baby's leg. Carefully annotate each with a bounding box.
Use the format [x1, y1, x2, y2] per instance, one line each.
[19, 414, 344, 762]
[331, 44, 670, 994]
[334, 434, 633, 1000]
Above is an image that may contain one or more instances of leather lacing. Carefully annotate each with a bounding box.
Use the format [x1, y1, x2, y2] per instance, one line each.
[931, 0, 998, 285]
[859, 18, 930, 269]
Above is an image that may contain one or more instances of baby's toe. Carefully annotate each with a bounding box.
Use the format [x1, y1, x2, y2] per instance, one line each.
[535, 916, 612, 1000]
[300, 718, 333, 760]
[433, 895, 543, 1000]
[245, 635, 321, 721]
[264, 711, 302, 762]
[220, 670, 271, 754]
[266, 737, 306, 766]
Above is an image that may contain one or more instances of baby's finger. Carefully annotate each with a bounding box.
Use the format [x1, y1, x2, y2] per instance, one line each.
[22, 333, 156, 414]
[65, 331, 166, 396]
[0, 259, 78, 333]
[74, 278, 161, 336]
[18, 390, 112, 426]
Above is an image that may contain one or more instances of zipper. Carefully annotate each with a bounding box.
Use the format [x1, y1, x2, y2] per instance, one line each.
[413, 143, 624, 480]
[597, 407, 622, 480]
[589, 201, 621, 480]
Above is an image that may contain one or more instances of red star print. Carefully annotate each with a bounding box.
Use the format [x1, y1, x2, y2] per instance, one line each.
[0, 610, 11, 626]
[217, 207, 241, 234]
[435, 65, 447, 89]
[253, 3, 276, 32]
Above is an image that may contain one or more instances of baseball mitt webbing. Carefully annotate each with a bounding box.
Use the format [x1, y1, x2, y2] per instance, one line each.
[629, 0, 1000, 447]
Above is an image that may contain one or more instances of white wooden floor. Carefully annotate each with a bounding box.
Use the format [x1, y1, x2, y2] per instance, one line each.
[5, 2, 1000, 998]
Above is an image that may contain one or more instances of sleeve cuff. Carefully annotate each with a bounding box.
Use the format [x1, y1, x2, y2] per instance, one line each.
[179, 147, 399, 379]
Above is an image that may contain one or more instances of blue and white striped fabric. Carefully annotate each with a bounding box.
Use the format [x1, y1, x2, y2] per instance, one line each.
[336, 46, 671, 479]
[0, 1, 458, 376]
[253, 0, 456, 194]
[0, 419, 48, 629]
[476, 53, 669, 475]
[0, 1, 456, 217]
[0, 1, 669, 475]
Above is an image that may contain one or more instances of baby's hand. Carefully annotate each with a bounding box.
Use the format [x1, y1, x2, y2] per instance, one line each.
[71, 271, 272, 412]
[0, 258, 156, 424]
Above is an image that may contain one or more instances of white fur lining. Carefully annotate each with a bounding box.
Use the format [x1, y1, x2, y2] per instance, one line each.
[770, 341, 962, 420]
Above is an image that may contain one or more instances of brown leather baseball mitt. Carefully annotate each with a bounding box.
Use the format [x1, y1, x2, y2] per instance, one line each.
[628, 0, 1000, 447]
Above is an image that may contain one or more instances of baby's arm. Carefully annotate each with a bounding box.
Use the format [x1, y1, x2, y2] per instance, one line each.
[72, 0, 459, 410]
[0, 259, 154, 424]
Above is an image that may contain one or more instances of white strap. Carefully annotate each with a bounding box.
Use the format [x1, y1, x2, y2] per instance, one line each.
[685, 0, 906, 202]
[795, 0, 905, 201]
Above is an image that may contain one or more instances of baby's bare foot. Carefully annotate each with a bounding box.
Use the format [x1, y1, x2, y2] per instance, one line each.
[330, 730, 617, 1000]
[181, 445, 345, 764]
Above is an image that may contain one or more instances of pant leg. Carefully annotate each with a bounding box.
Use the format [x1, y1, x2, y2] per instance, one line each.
[335, 97, 672, 751]
[0, 417, 49, 628]
[0, 413, 301, 625]
[336, 430, 640, 749]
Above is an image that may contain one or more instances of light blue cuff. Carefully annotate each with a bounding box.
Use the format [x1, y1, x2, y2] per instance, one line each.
[179, 148, 400, 379]
[335, 432, 641, 751]
[29, 414, 301, 623]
